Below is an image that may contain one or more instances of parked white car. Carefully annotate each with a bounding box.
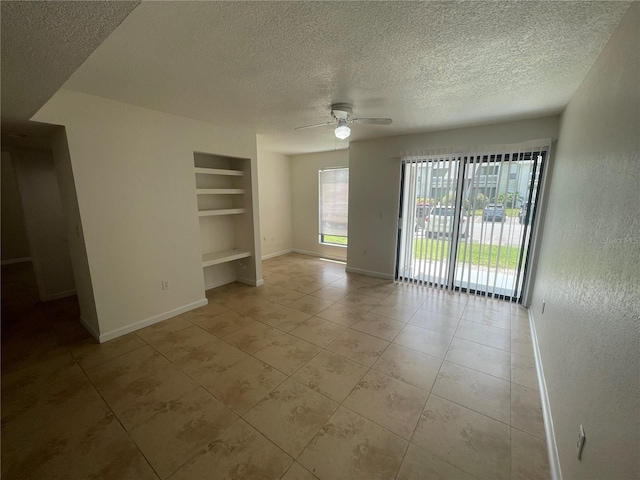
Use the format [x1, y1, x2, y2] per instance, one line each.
[417, 206, 469, 238]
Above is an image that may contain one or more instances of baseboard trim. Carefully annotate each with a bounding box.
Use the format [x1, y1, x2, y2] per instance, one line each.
[262, 249, 293, 260]
[43, 289, 76, 301]
[97, 298, 208, 343]
[79, 315, 101, 343]
[238, 277, 264, 287]
[1, 257, 32, 265]
[345, 266, 394, 280]
[205, 278, 236, 291]
[529, 309, 562, 480]
[292, 249, 347, 263]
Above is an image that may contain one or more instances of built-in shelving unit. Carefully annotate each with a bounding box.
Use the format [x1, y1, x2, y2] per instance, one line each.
[194, 152, 259, 290]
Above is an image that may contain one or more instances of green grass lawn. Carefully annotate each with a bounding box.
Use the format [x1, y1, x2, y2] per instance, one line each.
[413, 238, 521, 269]
[322, 235, 348, 246]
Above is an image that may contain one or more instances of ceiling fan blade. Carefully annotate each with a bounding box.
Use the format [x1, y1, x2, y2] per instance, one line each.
[351, 118, 393, 125]
[294, 121, 336, 130]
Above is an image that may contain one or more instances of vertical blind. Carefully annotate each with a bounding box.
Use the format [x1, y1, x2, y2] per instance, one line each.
[319, 168, 349, 241]
[396, 139, 551, 301]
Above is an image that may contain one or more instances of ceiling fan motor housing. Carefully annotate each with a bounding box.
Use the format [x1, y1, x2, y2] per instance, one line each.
[331, 103, 353, 120]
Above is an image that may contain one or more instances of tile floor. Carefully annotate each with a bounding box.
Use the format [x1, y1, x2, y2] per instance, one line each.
[1, 254, 550, 479]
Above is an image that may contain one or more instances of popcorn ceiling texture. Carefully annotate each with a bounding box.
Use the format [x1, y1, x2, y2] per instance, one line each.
[1, 1, 140, 120]
[58, 1, 630, 154]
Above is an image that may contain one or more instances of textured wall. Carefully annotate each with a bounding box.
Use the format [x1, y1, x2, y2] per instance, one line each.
[256, 148, 293, 258]
[530, 4, 639, 479]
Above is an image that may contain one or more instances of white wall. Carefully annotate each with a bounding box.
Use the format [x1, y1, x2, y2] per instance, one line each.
[290, 149, 349, 262]
[347, 116, 561, 277]
[530, 5, 639, 479]
[1, 151, 31, 262]
[10, 147, 76, 300]
[34, 89, 260, 341]
[256, 149, 293, 259]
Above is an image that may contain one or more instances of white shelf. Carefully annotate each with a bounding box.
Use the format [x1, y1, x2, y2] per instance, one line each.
[202, 250, 251, 267]
[198, 208, 245, 217]
[194, 167, 244, 176]
[196, 188, 245, 195]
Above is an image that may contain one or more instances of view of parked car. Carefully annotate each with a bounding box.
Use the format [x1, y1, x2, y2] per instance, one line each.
[416, 206, 469, 238]
[482, 204, 505, 222]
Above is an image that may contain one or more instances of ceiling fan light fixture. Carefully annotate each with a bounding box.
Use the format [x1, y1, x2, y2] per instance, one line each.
[335, 120, 351, 139]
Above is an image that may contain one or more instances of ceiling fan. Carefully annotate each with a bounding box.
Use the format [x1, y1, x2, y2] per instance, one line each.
[295, 103, 392, 139]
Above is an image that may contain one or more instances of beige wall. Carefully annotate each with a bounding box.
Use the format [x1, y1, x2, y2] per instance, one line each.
[34, 89, 260, 341]
[346, 116, 561, 277]
[256, 148, 293, 259]
[11, 147, 76, 301]
[291, 149, 349, 262]
[1, 151, 31, 262]
[530, 5, 639, 479]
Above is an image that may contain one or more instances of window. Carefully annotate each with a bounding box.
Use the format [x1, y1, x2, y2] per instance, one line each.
[319, 168, 348, 246]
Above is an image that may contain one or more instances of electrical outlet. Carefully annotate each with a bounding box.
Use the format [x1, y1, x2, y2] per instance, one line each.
[542, 300, 546, 314]
[162, 280, 170, 290]
[577, 425, 586, 460]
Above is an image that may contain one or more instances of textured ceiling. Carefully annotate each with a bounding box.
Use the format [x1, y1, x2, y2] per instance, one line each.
[17, 1, 632, 154]
[1, 0, 140, 122]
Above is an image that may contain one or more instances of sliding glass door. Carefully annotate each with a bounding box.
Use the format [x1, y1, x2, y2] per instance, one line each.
[396, 146, 546, 301]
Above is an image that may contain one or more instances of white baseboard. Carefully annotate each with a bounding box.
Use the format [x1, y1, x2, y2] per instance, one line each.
[1, 257, 32, 265]
[97, 298, 208, 343]
[529, 309, 562, 480]
[238, 276, 264, 287]
[43, 289, 76, 301]
[79, 315, 101, 343]
[262, 249, 293, 260]
[292, 249, 347, 263]
[345, 266, 394, 280]
[205, 278, 236, 291]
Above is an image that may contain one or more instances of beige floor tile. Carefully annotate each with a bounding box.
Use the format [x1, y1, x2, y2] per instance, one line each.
[224, 321, 286, 354]
[1, 371, 111, 441]
[420, 300, 467, 318]
[408, 309, 460, 336]
[86, 346, 198, 430]
[393, 324, 452, 358]
[465, 297, 511, 313]
[189, 309, 254, 338]
[511, 383, 545, 438]
[413, 395, 511, 480]
[396, 443, 475, 480]
[254, 334, 321, 375]
[136, 316, 193, 344]
[511, 314, 531, 333]
[461, 306, 511, 330]
[309, 285, 348, 302]
[511, 352, 539, 390]
[206, 356, 287, 415]
[377, 290, 428, 308]
[354, 284, 394, 300]
[298, 406, 407, 480]
[291, 350, 368, 402]
[180, 302, 230, 324]
[371, 343, 442, 391]
[315, 303, 369, 326]
[281, 462, 318, 480]
[351, 312, 405, 341]
[69, 333, 147, 369]
[173, 339, 249, 389]
[244, 378, 338, 457]
[432, 361, 511, 424]
[511, 305, 529, 318]
[289, 317, 347, 347]
[445, 337, 511, 380]
[455, 320, 510, 351]
[338, 292, 382, 309]
[511, 330, 534, 357]
[3, 411, 158, 480]
[245, 302, 312, 332]
[0, 349, 82, 398]
[326, 329, 390, 367]
[255, 284, 306, 305]
[130, 388, 237, 479]
[168, 419, 292, 480]
[511, 428, 551, 480]
[368, 303, 419, 322]
[288, 296, 336, 315]
[141, 325, 219, 362]
[344, 370, 427, 439]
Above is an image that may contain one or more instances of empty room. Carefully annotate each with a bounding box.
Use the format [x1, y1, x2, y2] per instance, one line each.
[1, 2, 638, 480]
